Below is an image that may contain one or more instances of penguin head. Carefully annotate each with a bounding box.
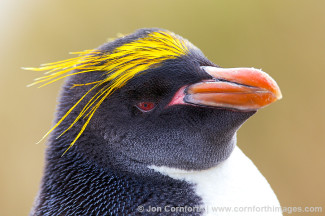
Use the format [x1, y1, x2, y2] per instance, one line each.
[28, 28, 282, 176]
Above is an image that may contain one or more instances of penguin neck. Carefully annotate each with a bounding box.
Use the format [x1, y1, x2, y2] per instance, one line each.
[44, 125, 239, 180]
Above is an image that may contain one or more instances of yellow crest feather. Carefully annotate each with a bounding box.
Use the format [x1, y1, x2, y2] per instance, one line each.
[25, 30, 191, 155]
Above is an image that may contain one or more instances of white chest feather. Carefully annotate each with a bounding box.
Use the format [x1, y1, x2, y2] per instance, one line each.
[149, 146, 282, 216]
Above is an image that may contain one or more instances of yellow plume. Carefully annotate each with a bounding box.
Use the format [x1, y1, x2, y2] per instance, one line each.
[24, 30, 191, 155]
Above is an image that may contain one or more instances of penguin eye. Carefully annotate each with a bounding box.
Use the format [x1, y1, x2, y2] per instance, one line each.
[136, 102, 155, 112]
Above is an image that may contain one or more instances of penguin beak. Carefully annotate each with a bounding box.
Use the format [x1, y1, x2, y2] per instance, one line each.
[169, 67, 282, 111]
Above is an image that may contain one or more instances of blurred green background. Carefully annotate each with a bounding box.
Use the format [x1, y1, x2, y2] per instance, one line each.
[1, 0, 324, 215]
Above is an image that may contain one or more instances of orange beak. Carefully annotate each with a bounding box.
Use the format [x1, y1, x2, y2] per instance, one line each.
[183, 67, 282, 111]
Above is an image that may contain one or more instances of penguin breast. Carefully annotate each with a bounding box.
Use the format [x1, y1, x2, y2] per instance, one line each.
[149, 146, 282, 216]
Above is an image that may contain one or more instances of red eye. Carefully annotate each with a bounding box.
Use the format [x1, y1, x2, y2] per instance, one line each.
[136, 102, 155, 112]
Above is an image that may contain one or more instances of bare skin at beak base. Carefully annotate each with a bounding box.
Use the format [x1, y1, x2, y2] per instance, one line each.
[170, 67, 282, 111]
